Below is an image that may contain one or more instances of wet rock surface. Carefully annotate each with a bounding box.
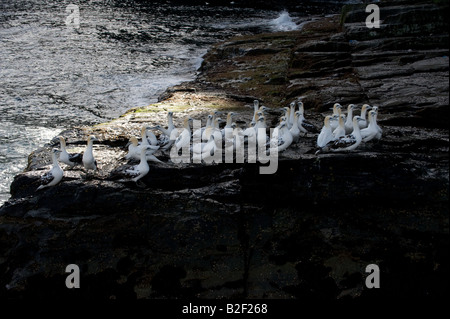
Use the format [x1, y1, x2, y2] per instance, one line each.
[0, 1, 448, 299]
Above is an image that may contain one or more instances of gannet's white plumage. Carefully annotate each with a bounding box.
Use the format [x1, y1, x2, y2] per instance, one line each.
[327, 116, 363, 152]
[126, 136, 160, 162]
[288, 101, 296, 129]
[58, 136, 82, 168]
[269, 121, 293, 152]
[358, 104, 371, 129]
[125, 146, 151, 182]
[82, 135, 98, 172]
[317, 115, 334, 148]
[330, 103, 342, 130]
[297, 102, 318, 134]
[344, 104, 355, 134]
[372, 107, 382, 140]
[193, 114, 213, 140]
[37, 148, 63, 191]
[289, 111, 301, 143]
[175, 117, 193, 151]
[361, 110, 380, 142]
[333, 114, 346, 139]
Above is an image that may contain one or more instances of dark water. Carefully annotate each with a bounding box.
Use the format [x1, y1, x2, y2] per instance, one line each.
[0, 0, 345, 205]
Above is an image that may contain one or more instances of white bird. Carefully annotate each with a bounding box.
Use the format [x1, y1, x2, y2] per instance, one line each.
[37, 148, 64, 191]
[58, 136, 82, 168]
[289, 111, 301, 143]
[269, 121, 293, 153]
[372, 107, 382, 140]
[297, 102, 318, 134]
[125, 137, 161, 162]
[287, 101, 296, 129]
[344, 104, 356, 134]
[330, 103, 343, 130]
[242, 120, 256, 138]
[325, 116, 364, 152]
[82, 135, 98, 173]
[175, 117, 193, 152]
[317, 115, 334, 148]
[125, 146, 152, 182]
[203, 117, 222, 141]
[146, 129, 158, 146]
[358, 104, 372, 129]
[193, 114, 213, 140]
[361, 110, 381, 142]
[333, 114, 346, 139]
[151, 111, 176, 148]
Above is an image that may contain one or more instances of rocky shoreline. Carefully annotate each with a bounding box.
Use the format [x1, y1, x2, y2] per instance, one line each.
[0, 1, 448, 299]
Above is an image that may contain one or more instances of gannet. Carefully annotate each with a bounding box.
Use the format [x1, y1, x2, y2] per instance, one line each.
[153, 111, 176, 147]
[287, 101, 296, 129]
[344, 104, 356, 134]
[175, 117, 193, 152]
[125, 137, 161, 162]
[289, 111, 301, 143]
[124, 146, 152, 182]
[330, 103, 342, 130]
[358, 104, 372, 129]
[82, 135, 98, 172]
[37, 148, 64, 191]
[325, 116, 364, 152]
[269, 121, 293, 152]
[297, 102, 318, 134]
[333, 114, 346, 139]
[193, 133, 216, 155]
[316, 115, 334, 148]
[58, 136, 82, 168]
[193, 114, 213, 140]
[146, 129, 158, 146]
[140, 126, 152, 147]
[203, 117, 222, 141]
[372, 107, 382, 139]
[242, 120, 256, 138]
[361, 110, 380, 142]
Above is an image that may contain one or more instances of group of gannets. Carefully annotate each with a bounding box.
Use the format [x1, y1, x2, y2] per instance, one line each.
[316, 103, 382, 153]
[37, 135, 98, 190]
[36, 99, 382, 190]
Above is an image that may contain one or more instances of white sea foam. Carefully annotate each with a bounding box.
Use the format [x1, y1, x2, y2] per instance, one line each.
[269, 11, 299, 32]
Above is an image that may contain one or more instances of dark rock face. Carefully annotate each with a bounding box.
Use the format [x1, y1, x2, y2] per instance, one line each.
[0, 1, 449, 299]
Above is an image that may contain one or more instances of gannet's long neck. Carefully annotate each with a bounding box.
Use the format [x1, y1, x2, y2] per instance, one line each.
[289, 103, 295, 123]
[252, 104, 259, 122]
[141, 128, 148, 143]
[292, 113, 300, 129]
[158, 126, 170, 136]
[345, 107, 353, 126]
[213, 118, 219, 129]
[361, 105, 369, 120]
[206, 116, 212, 128]
[86, 139, 94, 156]
[352, 117, 361, 138]
[168, 113, 174, 130]
[139, 147, 147, 164]
[52, 151, 60, 167]
[324, 116, 331, 129]
[59, 138, 67, 152]
[184, 119, 191, 133]
[226, 113, 233, 127]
